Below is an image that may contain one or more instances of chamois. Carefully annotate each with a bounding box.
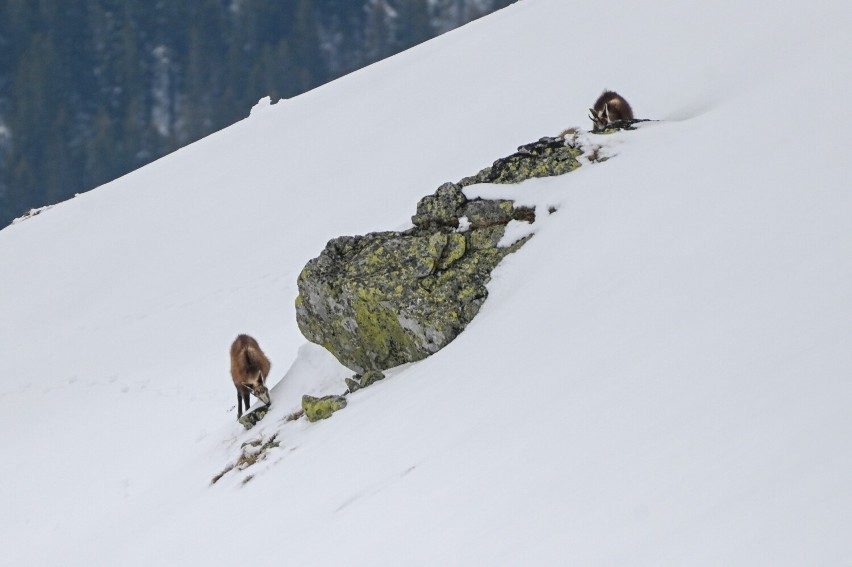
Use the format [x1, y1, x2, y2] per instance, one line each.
[230, 334, 271, 419]
[589, 90, 634, 132]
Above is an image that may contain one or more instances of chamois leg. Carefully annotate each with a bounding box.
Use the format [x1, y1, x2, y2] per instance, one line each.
[236, 387, 244, 418]
[242, 387, 251, 416]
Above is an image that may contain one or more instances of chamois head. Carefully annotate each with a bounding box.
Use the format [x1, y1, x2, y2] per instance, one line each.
[242, 371, 270, 406]
[588, 104, 612, 132]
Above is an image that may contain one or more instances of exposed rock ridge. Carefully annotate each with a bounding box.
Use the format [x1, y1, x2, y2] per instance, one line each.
[295, 133, 590, 373]
[459, 136, 582, 187]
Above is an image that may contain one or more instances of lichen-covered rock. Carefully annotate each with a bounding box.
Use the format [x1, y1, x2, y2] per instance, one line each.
[297, 232, 508, 372]
[295, 182, 532, 372]
[360, 370, 385, 388]
[462, 199, 514, 228]
[238, 406, 269, 430]
[345, 370, 386, 393]
[345, 377, 361, 393]
[295, 133, 592, 375]
[412, 182, 468, 229]
[302, 395, 348, 422]
[458, 137, 582, 187]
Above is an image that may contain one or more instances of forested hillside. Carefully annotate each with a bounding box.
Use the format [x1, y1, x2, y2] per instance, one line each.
[0, 0, 513, 226]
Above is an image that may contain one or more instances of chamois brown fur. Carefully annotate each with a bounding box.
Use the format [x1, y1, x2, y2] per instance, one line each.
[230, 334, 271, 419]
[589, 90, 634, 131]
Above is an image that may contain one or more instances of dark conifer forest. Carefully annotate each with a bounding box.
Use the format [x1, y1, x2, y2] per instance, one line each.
[0, 0, 514, 226]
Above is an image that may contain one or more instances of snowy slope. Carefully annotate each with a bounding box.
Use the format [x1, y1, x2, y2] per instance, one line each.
[2, 0, 852, 565]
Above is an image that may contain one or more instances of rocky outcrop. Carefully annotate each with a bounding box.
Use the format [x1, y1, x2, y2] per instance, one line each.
[295, 135, 585, 373]
[458, 137, 581, 187]
[295, 181, 533, 373]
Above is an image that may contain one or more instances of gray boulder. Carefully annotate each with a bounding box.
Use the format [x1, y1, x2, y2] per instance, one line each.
[458, 137, 582, 187]
[295, 183, 532, 373]
[295, 135, 585, 374]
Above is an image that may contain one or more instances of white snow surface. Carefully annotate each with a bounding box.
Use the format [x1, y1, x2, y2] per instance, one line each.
[2, 1, 852, 565]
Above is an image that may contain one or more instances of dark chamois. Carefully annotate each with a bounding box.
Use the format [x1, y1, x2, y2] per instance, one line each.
[589, 90, 634, 132]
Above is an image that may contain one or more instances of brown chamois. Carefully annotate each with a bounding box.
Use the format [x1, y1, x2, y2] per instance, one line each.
[589, 90, 634, 132]
[230, 334, 271, 419]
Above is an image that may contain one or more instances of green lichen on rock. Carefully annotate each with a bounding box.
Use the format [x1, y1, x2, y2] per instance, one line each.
[458, 137, 582, 187]
[462, 199, 514, 228]
[436, 233, 466, 270]
[345, 370, 386, 393]
[238, 406, 269, 430]
[296, 181, 533, 373]
[302, 395, 348, 422]
[360, 370, 385, 388]
[295, 132, 596, 374]
[412, 182, 467, 228]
